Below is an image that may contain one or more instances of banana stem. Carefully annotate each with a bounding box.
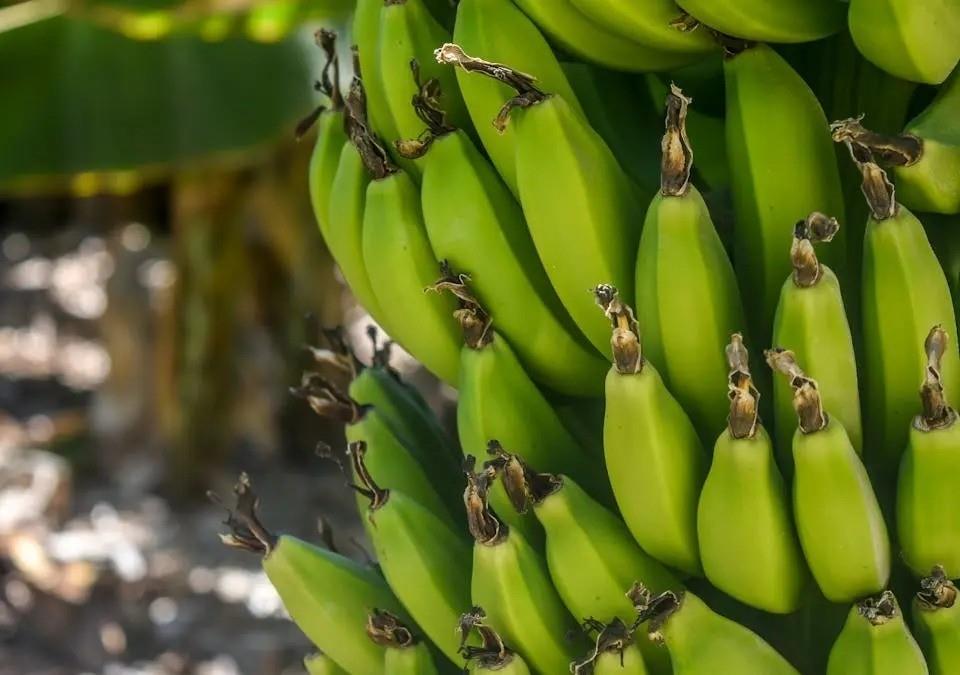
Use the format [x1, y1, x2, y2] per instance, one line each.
[486, 441, 562, 511]
[434, 43, 548, 132]
[790, 212, 840, 287]
[917, 565, 958, 610]
[463, 455, 508, 545]
[830, 117, 921, 168]
[428, 262, 494, 349]
[349, 440, 391, 511]
[830, 119, 900, 220]
[660, 84, 694, 197]
[344, 75, 399, 180]
[366, 609, 419, 648]
[857, 590, 898, 626]
[626, 583, 682, 644]
[726, 333, 760, 439]
[208, 473, 277, 555]
[395, 60, 458, 159]
[765, 348, 827, 434]
[916, 325, 957, 431]
[594, 284, 644, 374]
[291, 372, 364, 424]
[458, 607, 518, 669]
[295, 29, 344, 139]
[572, 618, 636, 674]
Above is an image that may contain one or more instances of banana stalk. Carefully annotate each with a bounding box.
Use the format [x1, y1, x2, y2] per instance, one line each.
[366, 609, 441, 675]
[572, 618, 649, 675]
[913, 566, 960, 675]
[458, 608, 533, 674]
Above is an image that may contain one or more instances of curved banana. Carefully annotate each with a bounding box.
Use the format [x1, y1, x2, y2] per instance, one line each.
[489, 445, 678, 673]
[350, 442, 472, 665]
[630, 585, 799, 674]
[567, 0, 715, 55]
[897, 326, 960, 578]
[212, 474, 406, 674]
[636, 84, 747, 442]
[511, 0, 704, 71]
[676, 0, 844, 42]
[771, 212, 861, 473]
[597, 285, 707, 576]
[766, 349, 890, 603]
[353, 0, 400, 143]
[304, 653, 347, 675]
[401, 84, 608, 396]
[725, 43, 847, 349]
[826, 591, 929, 675]
[830, 138, 960, 474]
[366, 609, 441, 675]
[913, 566, 960, 675]
[437, 44, 644, 354]
[848, 0, 960, 84]
[458, 607, 533, 675]
[572, 618, 649, 675]
[464, 461, 585, 673]
[697, 334, 807, 614]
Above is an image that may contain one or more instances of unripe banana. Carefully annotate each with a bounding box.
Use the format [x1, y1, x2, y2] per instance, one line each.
[913, 566, 960, 675]
[353, 0, 400, 143]
[767, 349, 890, 603]
[826, 591, 929, 675]
[400, 80, 607, 396]
[897, 326, 960, 578]
[572, 618, 648, 675]
[697, 334, 807, 614]
[458, 607, 533, 675]
[829, 136, 960, 474]
[677, 0, 843, 42]
[725, 43, 847, 349]
[437, 43, 644, 355]
[597, 285, 707, 576]
[510, 0, 704, 72]
[366, 609, 441, 675]
[350, 442, 472, 665]
[848, 0, 960, 84]
[304, 652, 347, 675]
[630, 585, 799, 674]
[771, 212, 861, 472]
[567, 0, 715, 55]
[489, 445, 678, 673]
[636, 84, 747, 442]
[212, 474, 406, 674]
[464, 460, 585, 673]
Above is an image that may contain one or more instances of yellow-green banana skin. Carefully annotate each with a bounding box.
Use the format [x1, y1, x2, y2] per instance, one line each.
[452, 0, 585, 196]
[791, 419, 891, 602]
[513, 96, 644, 355]
[914, 592, 960, 674]
[327, 143, 385, 325]
[826, 599, 929, 675]
[304, 652, 347, 675]
[353, 0, 400, 143]
[368, 492, 472, 665]
[677, 0, 844, 42]
[725, 44, 846, 347]
[603, 363, 707, 576]
[263, 535, 407, 674]
[420, 131, 607, 395]
[467, 657, 532, 675]
[658, 592, 799, 674]
[472, 529, 582, 674]
[862, 205, 960, 470]
[535, 477, 678, 673]
[595, 644, 649, 675]
[635, 183, 747, 442]
[897, 423, 960, 578]
[568, 0, 716, 54]
[772, 266, 862, 468]
[384, 641, 441, 674]
[848, 0, 960, 84]
[897, 69, 960, 214]
[362, 171, 462, 385]
[697, 427, 806, 614]
[309, 110, 347, 239]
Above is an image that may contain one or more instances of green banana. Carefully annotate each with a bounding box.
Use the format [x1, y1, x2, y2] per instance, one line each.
[826, 591, 929, 675]
[630, 585, 799, 674]
[213, 474, 406, 674]
[848, 0, 960, 84]
[353, 0, 400, 143]
[597, 285, 707, 576]
[398, 79, 608, 396]
[830, 137, 960, 473]
[452, 0, 586, 197]
[567, 0, 715, 55]
[725, 43, 847, 349]
[697, 334, 806, 614]
[897, 326, 960, 579]
[458, 607, 533, 675]
[913, 566, 960, 675]
[635, 84, 746, 442]
[437, 44, 644, 354]
[489, 444, 678, 673]
[572, 618, 649, 675]
[350, 441, 472, 665]
[304, 652, 348, 675]
[510, 0, 705, 71]
[366, 609, 441, 675]
[464, 459, 585, 673]
[676, 0, 844, 42]
[345, 79, 461, 385]
[766, 349, 891, 603]
[771, 212, 861, 473]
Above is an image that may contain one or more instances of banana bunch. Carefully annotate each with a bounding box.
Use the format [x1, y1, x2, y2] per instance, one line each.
[230, 2, 960, 672]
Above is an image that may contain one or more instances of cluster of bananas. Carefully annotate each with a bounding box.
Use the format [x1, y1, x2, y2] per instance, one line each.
[218, 0, 960, 673]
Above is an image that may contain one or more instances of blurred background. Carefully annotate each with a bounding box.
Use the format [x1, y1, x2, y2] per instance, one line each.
[0, 1, 454, 672]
